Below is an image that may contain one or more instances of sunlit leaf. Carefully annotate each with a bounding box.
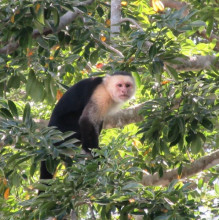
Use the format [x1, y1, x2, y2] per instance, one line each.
[215, 184, 219, 195]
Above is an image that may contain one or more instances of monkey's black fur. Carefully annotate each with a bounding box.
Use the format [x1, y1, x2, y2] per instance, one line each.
[40, 71, 132, 180]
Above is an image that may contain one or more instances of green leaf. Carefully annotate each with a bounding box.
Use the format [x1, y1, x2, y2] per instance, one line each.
[149, 44, 157, 60]
[44, 75, 54, 103]
[215, 184, 219, 195]
[90, 50, 99, 65]
[0, 108, 13, 119]
[198, 178, 204, 189]
[201, 117, 213, 131]
[158, 166, 163, 177]
[50, 78, 57, 99]
[0, 82, 4, 97]
[46, 156, 56, 174]
[30, 163, 37, 177]
[166, 65, 178, 82]
[62, 131, 75, 139]
[168, 120, 179, 142]
[178, 163, 183, 176]
[8, 100, 18, 118]
[177, 117, 185, 134]
[7, 152, 23, 165]
[152, 143, 159, 158]
[4, 135, 13, 145]
[19, 27, 33, 50]
[97, 6, 104, 17]
[167, 179, 178, 192]
[65, 64, 75, 74]
[132, 72, 141, 88]
[206, 17, 214, 38]
[191, 134, 202, 154]
[50, 7, 59, 27]
[29, 79, 44, 102]
[190, 20, 206, 27]
[170, 134, 181, 147]
[152, 60, 163, 76]
[34, 183, 48, 191]
[137, 40, 144, 50]
[36, 36, 49, 49]
[34, 19, 44, 33]
[36, 4, 45, 25]
[7, 75, 20, 89]
[76, 6, 87, 13]
[197, 132, 206, 143]
[95, 198, 111, 205]
[26, 69, 36, 94]
[13, 8, 29, 23]
[160, 139, 170, 154]
[23, 103, 31, 124]
[122, 182, 143, 190]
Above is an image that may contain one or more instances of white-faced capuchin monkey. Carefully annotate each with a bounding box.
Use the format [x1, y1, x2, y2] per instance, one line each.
[40, 71, 136, 180]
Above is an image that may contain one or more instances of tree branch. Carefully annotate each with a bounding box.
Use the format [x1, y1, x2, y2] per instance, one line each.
[32, 102, 144, 129]
[103, 102, 144, 129]
[0, 1, 95, 55]
[142, 149, 219, 186]
[111, 0, 121, 37]
[162, 0, 189, 15]
[91, 35, 124, 58]
[0, 42, 19, 55]
[120, 18, 143, 31]
[165, 55, 219, 71]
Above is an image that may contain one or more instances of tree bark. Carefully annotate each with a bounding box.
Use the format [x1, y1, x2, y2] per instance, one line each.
[142, 149, 219, 186]
[110, 0, 121, 38]
[165, 55, 219, 71]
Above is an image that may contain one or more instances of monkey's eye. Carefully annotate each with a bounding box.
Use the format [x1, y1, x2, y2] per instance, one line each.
[126, 84, 131, 88]
[117, 84, 123, 87]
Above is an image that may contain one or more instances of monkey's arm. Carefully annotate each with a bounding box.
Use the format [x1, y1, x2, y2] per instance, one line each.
[79, 116, 101, 153]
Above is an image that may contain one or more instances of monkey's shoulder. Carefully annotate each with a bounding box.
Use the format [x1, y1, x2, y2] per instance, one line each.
[64, 77, 103, 97]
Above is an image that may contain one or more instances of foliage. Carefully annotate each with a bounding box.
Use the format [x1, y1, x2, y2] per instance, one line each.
[0, 0, 218, 219]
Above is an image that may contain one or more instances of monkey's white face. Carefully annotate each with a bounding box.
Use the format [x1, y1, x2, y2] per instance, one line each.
[104, 75, 136, 103]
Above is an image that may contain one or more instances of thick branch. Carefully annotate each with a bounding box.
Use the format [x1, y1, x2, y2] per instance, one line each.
[111, 0, 121, 37]
[142, 149, 219, 186]
[76, 0, 95, 6]
[162, 0, 189, 15]
[103, 102, 144, 129]
[165, 55, 219, 71]
[33, 102, 144, 129]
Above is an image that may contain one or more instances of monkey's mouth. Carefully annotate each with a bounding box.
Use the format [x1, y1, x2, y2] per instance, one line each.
[120, 95, 129, 99]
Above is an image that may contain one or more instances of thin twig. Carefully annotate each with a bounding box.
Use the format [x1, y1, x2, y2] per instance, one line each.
[120, 18, 143, 31]
[91, 35, 124, 58]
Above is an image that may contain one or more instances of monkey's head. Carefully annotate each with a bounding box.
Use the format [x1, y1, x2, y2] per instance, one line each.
[104, 71, 136, 103]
